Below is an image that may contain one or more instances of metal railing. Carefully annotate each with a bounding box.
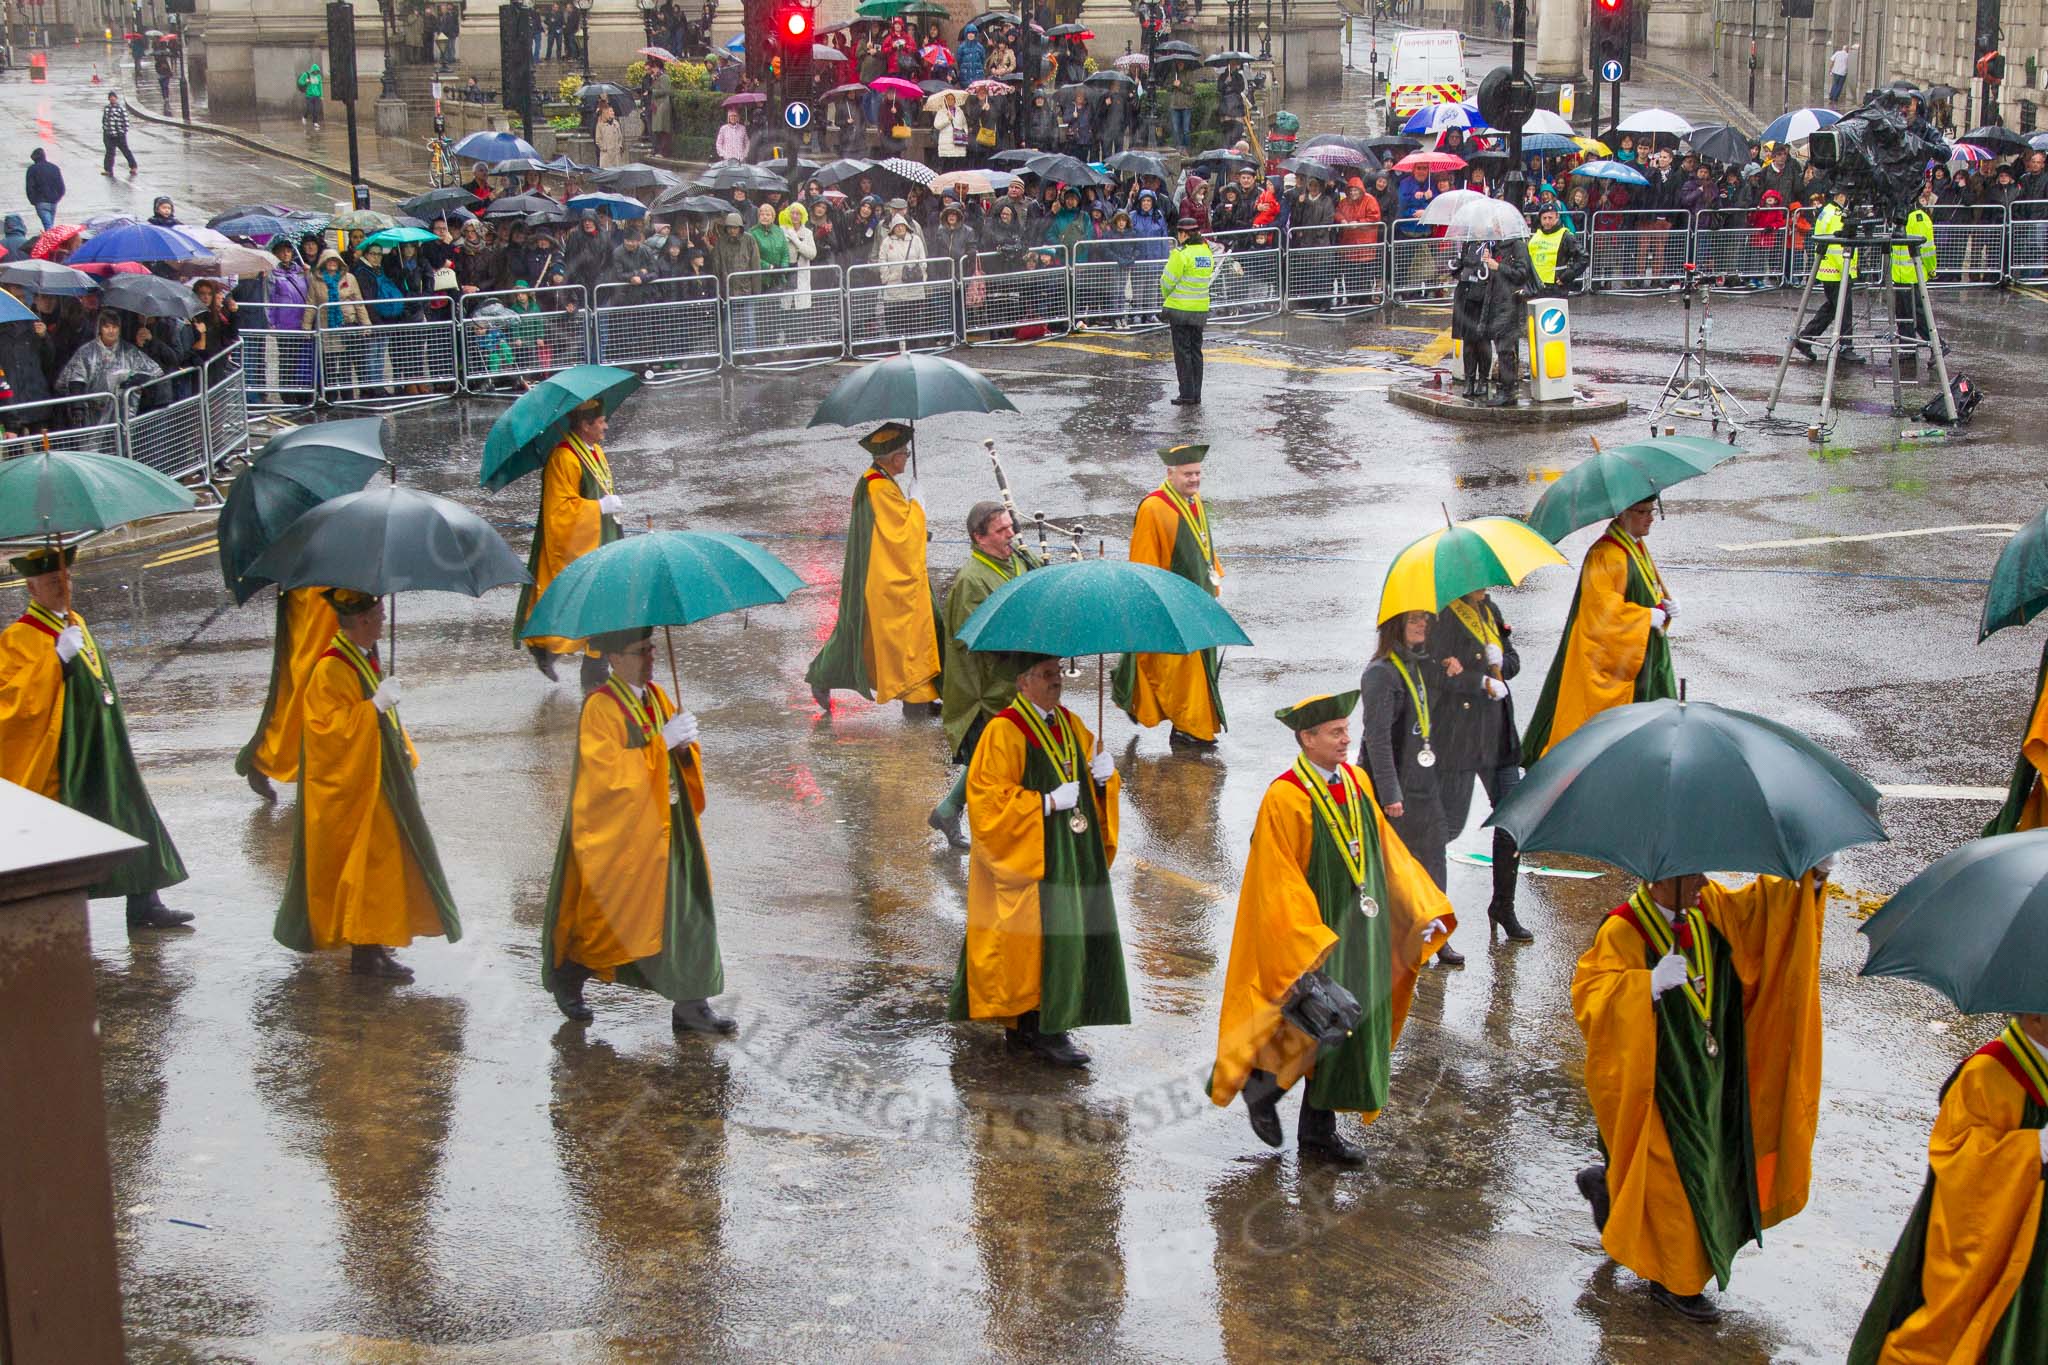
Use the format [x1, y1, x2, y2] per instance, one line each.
[1073, 237, 1170, 330]
[1586, 208, 1692, 292]
[1690, 219, 1788, 289]
[726, 265, 846, 370]
[2009, 199, 2048, 281]
[0, 392, 121, 460]
[1283, 224, 1386, 315]
[846, 255, 957, 356]
[460, 285, 591, 393]
[1927, 203, 2007, 288]
[963, 246, 1072, 345]
[591, 280, 724, 379]
[2, 344, 248, 491]
[240, 326, 321, 412]
[1206, 228, 1283, 323]
[313, 293, 462, 410]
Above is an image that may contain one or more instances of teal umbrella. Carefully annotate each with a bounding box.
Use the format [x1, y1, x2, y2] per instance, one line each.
[806, 352, 1017, 476]
[1979, 507, 2048, 641]
[218, 418, 390, 603]
[1487, 696, 1886, 883]
[359, 226, 441, 249]
[479, 364, 643, 493]
[0, 448, 195, 541]
[955, 558, 1252, 657]
[518, 530, 805, 641]
[1859, 829, 2048, 1013]
[1526, 436, 1738, 544]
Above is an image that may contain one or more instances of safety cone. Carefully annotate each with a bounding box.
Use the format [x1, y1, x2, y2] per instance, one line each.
[90, 63, 101, 84]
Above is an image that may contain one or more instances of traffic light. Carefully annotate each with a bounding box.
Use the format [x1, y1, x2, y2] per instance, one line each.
[775, 0, 815, 92]
[1589, 0, 1631, 82]
[500, 3, 535, 117]
[326, 0, 357, 103]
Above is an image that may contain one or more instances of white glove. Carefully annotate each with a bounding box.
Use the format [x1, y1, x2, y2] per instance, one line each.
[1482, 676, 1510, 701]
[1090, 749, 1114, 783]
[905, 477, 924, 506]
[54, 624, 83, 663]
[1425, 917, 1448, 939]
[1649, 952, 1689, 1000]
[371, 678, 403, 713]
[1648, 607, 1668, 633]
[661, 710, 699, 751]
[598, 493, 624, 517]
[1662, 597, 1679, 622]
[1483, 642, 1503, 668]
[1045, 779, 1080, 813]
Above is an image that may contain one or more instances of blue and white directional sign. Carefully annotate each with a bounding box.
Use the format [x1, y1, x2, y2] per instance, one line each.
[784, 101, 812, 130]
[1599, 59, 1624, 83]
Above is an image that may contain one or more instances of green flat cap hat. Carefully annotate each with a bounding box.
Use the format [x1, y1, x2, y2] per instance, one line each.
[589, 625, 654, 654]
[1159, 442, 1209, 466]
[1275, 690, 1359, 732]
[977, 649, 1056, 677]
[321, 587, 380, 616]
[859, 422, 915, 456]
[9, 543, 76, 577]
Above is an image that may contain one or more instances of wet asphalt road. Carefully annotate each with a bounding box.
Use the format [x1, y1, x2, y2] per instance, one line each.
[9, 50, 2048, 1365]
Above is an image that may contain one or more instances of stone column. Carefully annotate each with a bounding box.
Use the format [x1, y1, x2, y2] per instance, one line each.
[1534, 0, 1582, 81]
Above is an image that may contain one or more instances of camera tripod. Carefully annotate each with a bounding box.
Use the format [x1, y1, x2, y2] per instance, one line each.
[1763, 218, 1958, 435]
[1649, 266, 1748, 436]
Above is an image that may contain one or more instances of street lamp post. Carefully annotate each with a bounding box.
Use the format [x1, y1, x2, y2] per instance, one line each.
[1746, 0, 1757, 109]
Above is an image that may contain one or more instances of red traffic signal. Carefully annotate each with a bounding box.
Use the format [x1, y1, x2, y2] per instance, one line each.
[779, 5, 810, 41]
[1596, 0, 1620, 9]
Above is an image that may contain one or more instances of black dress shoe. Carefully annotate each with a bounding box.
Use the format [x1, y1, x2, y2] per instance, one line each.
[579, 655, 610, 691]
[1434, 940, 1466, 967]
[810, 683, 832, 714]
[246, 768, 277, 802]
[672, 998, 736, 1034]
[1575, 1163, 1610, 1233]
[1242, 1069, 1283, 1148]
[1168, 727, 1217, 749]
[530, 646, 560, 681]
[927, 807, 970, 850]
[1793, 340, 1816, 361]
[1648, 1283, 1721, 1322]
[1029, 1029, 1090, 1067]
[349, 945, 414, 980]
[1297, 1102, 1364, 1164]
[126, 894, 195, 930]
[552, 962, 594, 1022]
[1169, 395, 1197, 405]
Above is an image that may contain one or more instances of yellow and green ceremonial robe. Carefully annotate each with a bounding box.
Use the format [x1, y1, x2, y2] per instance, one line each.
[1985, 640, 2048, 837]
[940, 544, 1041, 760]
[948, 702, 1130, 1030]
[806, 464, 942, 705]
[513, 434, 620, 658]
[1113, 484, 1227, 741]
[1521, 523, 1677, 764]
[1571, 872, 1825, 1297]
[1208, 758, 1452, 1117]
[274, 634, 461, 951]
[1851, 1022, 2048, 1363]
[540, 677, 723, 1002]
[235, 586, 339, 785]
[0, 603, 186, 898]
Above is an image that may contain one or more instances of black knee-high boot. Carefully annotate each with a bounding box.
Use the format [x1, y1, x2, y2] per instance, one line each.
[1487, 827, 1533, 941]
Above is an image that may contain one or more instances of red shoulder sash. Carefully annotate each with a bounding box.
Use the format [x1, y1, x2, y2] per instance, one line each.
[15, 611, 59, 639]
[1976, 1039, 2048, 1108]
[1277, 763, 1360, 804]
[1607, 901, 1647, 939]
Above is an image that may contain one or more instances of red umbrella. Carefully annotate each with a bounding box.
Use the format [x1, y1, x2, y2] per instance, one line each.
[637, 45, 677, 62]
[1392, 150, 1468, 174]
[73, 261, 149, 277]
[870, 75, 923, 99]
[722, 91, 767, 107]
[28, 224, 83, 260]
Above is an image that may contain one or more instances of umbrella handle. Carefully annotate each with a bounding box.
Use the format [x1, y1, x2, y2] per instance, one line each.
[388, 592, 397, 674]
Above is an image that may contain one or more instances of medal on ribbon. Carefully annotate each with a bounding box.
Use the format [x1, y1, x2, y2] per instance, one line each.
[1296, 756, 1377, 917]
[1016, 702, 1088, 835]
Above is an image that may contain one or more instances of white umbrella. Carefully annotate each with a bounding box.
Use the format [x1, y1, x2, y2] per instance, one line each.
[180, 226, 277, 277]
[1616, 108, 1694, 137]
[1446, 197, 1531, 240]
[1521, 108, 1574, 136]
[1417, 188, 1493, 227]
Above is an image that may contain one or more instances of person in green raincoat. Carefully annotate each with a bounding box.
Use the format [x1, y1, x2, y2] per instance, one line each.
[949, 653, 1128, 1068]
[542, 627, 732, 1034]
[0, 544, 191, 929]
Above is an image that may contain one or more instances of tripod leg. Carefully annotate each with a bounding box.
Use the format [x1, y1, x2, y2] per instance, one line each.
[1766, 267, 1822, 416]
[1817, 273, 1853, 427]
[1918, 273, 1958, 422]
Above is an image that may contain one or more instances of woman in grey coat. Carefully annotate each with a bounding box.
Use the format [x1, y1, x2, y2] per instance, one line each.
[1359, 609, 1461, 966]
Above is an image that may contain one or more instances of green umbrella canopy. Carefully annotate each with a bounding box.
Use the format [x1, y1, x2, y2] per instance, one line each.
[0, 448, 195, 541]
[359, 226, 441, 249]
[480, 364, 643, 494]
[807, 352, 1018, 430]
[1526, 436, 1738, 544]
[1487, 697, 1886, 883]
[1979, 507, 2048, 641]
[955, 558, 1253, 658]
[519, 530, 805, 642]
[243, 485, 529, 597]
[1859, 829, 2048, 1014]
[218, 419, 390, 603]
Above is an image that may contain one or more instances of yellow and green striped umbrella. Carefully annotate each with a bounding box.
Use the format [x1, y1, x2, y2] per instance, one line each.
[1376, 516, 1567, 624]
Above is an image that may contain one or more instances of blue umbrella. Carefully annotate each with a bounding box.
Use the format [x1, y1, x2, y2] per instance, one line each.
[208, 212, 298, 241]
[567, 192, 647, 219]
[1520, 132, 1580, 155]
[66, 221, 214, 265]
[0, 291, 33, 324]
[1761, 107, 1840, 145]
[1403, 101, 1491, 135]
[1571, 159, 1650, 186]
[450, 130, 540, 163]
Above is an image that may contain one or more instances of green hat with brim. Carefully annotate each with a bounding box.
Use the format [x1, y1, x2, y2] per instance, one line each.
[322, 587, 380, 617]
[859, 422, 915, 457]
[1160, 442, 1209, 466]
[9, 543, 76, 577]
[1275, 690, 1359, 732]
[979, 649, 1057, 678]
[589, 626, 654, 654]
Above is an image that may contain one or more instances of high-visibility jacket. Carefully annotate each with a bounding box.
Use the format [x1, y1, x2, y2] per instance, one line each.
[1160, 240, 1214, 315]
[1529, 226, 1568, 284]
[1813, 202, 1856, 282]
[1890, 208, 1936, 285]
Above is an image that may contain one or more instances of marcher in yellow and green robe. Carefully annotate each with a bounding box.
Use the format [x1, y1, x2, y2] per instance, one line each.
[807, 423, 943, 713]
[1522, 507, 1677, 764]
[1571, 869, 1827, 1320]
[948, 653, 1128, 1068]
[1208, 691, 1453, 1162]
[0, 544, 189, 928]
[1985, 640, 2048, 836]
[275, 589, 460, 979]
[512, 404, 621, 686]
[235, 585, 338, 800]
[1114, 442, 1226, 746]
[1850, 1018, 2048, 1363]
[541, 627, 730, 1034]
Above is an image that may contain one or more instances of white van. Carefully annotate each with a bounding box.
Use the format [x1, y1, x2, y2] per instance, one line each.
[1384, 30, 1468, 133]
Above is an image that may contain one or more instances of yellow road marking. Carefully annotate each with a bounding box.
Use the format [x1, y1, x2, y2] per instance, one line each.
[1379, 323, 1447, 333]
[2013, 284, 2048, 305]
[1410, 328, 1457, 366]
[145, 537, 220, 569]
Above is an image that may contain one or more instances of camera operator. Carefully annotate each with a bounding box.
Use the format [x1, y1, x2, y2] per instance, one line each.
[1794, 186, 1860, 362]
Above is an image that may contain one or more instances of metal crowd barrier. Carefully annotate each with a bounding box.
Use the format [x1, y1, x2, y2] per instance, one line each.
[1586, 208, 1692, 292]
[846, 256, 958, 356]
[1283, 224, 1385, 315]
[964, 246, 1073, 345]
[726, 265, 846, 370]
[461, 285, 591, 393]
[1786, 208, 1887, 287]
[2010, 200, 2048, 282]
[0, 392, 121, 459]
[1, 346, 248, 490]
[240, 325, 321, 412]
[591, 281, 724, 380]
[1388, 220, 1458, 302]
[1690, 219, 1788, 289]
[1206, 228, 1283, 323]
[1073, 237, 1170, 330]
[308, 294, 461, 411]
[1928, 204, 2007, 288]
